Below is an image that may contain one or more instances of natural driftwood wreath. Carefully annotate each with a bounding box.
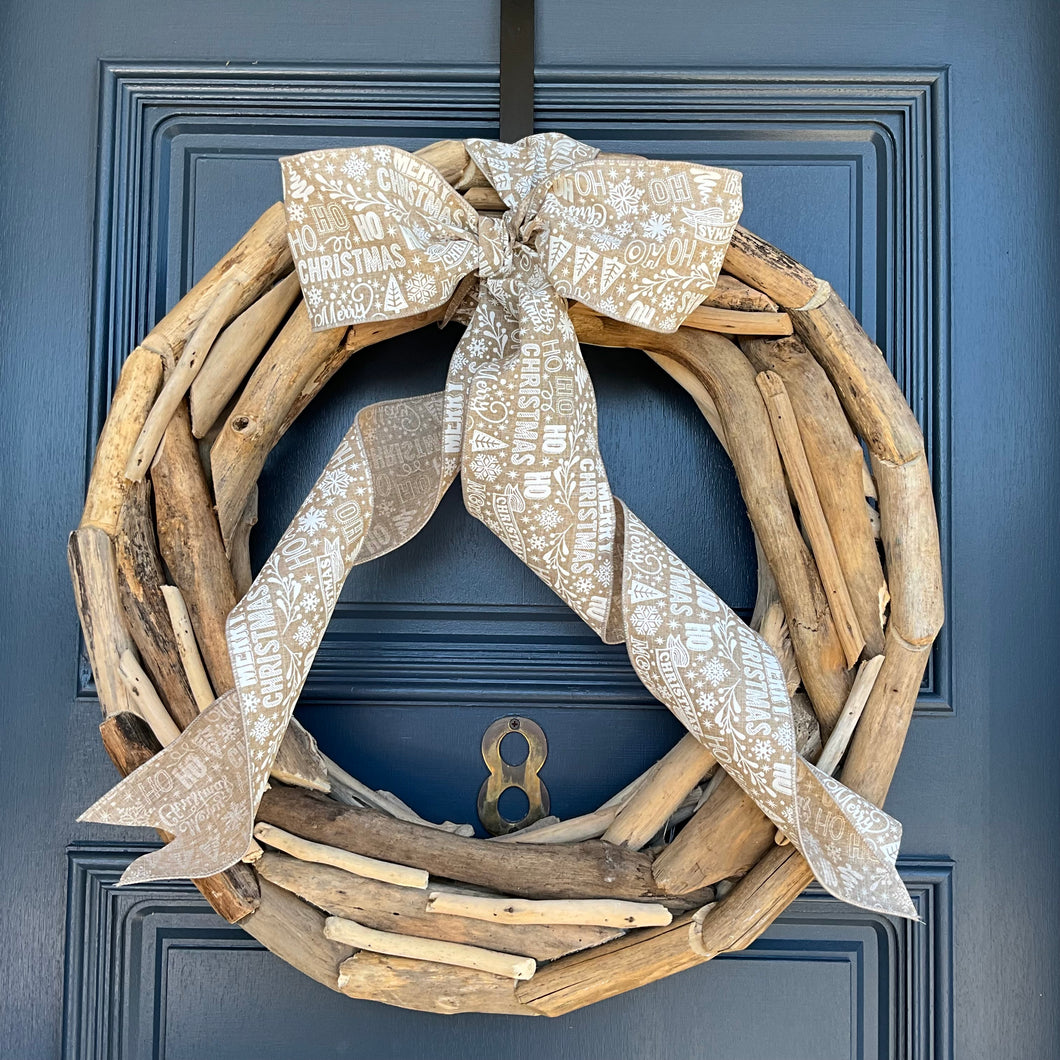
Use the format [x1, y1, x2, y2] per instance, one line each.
[70, 138, 943, 1016]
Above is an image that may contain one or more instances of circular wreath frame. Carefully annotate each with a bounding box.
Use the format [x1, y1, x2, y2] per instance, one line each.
[71, 139, 943, 1017]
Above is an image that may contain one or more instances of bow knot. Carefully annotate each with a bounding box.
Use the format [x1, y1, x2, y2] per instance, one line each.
[475, 213, 516, 279]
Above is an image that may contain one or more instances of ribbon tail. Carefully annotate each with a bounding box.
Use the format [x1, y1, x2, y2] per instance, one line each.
[79, 691, 255, 884]
[794, 760, 918, 919]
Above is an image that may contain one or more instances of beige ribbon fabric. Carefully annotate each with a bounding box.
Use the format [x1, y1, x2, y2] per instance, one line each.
[82, 134, 915, 919]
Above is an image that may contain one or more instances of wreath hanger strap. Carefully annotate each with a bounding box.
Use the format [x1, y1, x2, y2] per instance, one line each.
[81, 133, 916, 919]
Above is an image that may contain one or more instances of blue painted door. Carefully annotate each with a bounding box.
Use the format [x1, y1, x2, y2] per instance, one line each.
[2, 1, 1058, 1057]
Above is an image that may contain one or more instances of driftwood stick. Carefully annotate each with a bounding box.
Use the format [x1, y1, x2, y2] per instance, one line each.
[426, 892, 672, 929]
[742, 334, 887, 655]
[115, 649, 181, 745]
[515, 911, 704, 1015]
[80, 346, 163, 534]
[652, 697, 818, 893]
[756, 369, 865, 667]
[270, 718, 330, 793]
[256, 851, 622, 961]
[68, 528, 137, 719]
[126, 278, 245, 480]
[324, 917, 537, 981]
[151, 403, 238, 690]
[602, 734, 716, 850]
[189, 270, 301, 438]
[258, 785, 662, 901]
[97, 710, 260, 923]
[570, 306, 852, 729]
[337, 953, 536, 1015]
[227, 484, 258, 598]
[678, 304, 792, 336]
[490, 806, 620, 845]
[160, 584, 215, 711]
[241, 877, 352, 989]
[702, 273, 778, 312]
[113, 480, 199, 729]
[720, 227, 819, 310]
[253, 821, 428, 889]
[140, 202, 292, 365]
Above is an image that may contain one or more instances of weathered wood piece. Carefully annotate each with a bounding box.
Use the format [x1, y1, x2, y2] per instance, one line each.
[602, 734, 716, 850]
[115, 650, 181, 745]
[337, 953, 536, 1016]
[682, 304, 793, 336]
[490, 806, 620, 845]
[570, 305, 852, 729]
[96, 710, 260, 923]
[742, 334, 887, 655]
[139, 202, 292, 365]
[270, 718, 330, 793]
[324, 916, 537, 981]
[721, 227, 819, 310]
[702, 273, 778, 312]
[113, 480, 199, 729]
[126, 278, 246, 479]
[227, 484, 258, 598]
[68, 528, 137, 719]
[426, 892, 672, 929]
[190, 270, 301, 437]
[254, 822, 428, 889]
[160, 584, 215, 712]
[756, 369, 866, 667]
[258, 786, 662, 901]
[151, 403, 238, 691]
[80, 346, 163, 534]
[256, 851, 621, 960]
[650, 695, 818, 894]
[241, 878, 352, 988]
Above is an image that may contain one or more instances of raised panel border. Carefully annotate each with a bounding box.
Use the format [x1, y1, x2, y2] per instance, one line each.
[62, 844, 952, 1060]
[80, 63, 950, 714]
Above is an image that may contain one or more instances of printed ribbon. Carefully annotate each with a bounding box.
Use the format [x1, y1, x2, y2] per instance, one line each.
[82, 134, 916, 919]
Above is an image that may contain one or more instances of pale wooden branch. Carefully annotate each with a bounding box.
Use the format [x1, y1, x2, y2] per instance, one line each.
[140, 202, 292, 366]
[112, 479, 199, 729]
[126, 278, 246, 479]
[241, 877, 353, 989]
[426, 892, 672, 929]
[324, 917, 537, 981]
[742, 334, 887, 655]
[602, 734, 716, 850]
[80, 347, 163, 534]
[702, 273, 778, 312]
[256, 850, 622, 961]
[116, 649, 181, 745]
[253, 821, 428, 889]
[337, 953, 536, 1015]
[757, 369, 866, 667]
[258, 785, 661, 901]
[159, 584, 215, 712]
[190, 270, 301, 438]
[68, 527, 137, 719]
[721, 227, 819, 310]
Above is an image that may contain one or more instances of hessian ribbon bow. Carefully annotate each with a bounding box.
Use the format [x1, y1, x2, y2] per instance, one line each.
[82, 133, 916, 919]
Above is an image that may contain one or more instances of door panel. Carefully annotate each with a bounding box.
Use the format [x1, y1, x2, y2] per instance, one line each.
[3, 2, 1057, 1058]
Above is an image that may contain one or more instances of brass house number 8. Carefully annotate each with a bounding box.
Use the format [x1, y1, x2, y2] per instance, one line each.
[477, 717, 550, 835]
